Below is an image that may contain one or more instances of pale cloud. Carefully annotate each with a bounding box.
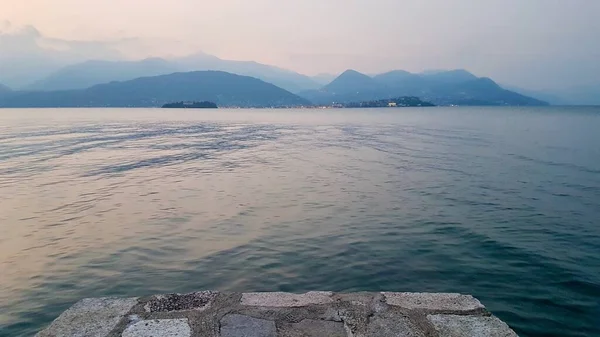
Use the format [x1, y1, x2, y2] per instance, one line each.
[1, 0, 599, 89]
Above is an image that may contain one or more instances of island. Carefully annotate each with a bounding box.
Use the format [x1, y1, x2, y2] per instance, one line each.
[340, 96, 435, 108]
[162, 101, 218, 109]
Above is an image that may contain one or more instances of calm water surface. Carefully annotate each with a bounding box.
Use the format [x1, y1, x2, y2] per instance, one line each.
[1, 107, 599, 337]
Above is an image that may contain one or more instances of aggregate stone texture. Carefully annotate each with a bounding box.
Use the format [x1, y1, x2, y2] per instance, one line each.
[220, 314, 277, 337]
[122, 318, 191, 337]
[144, 291, 218, 313]
[365, 316, 425, 337]
[427, 314, 519, 337]
[282, 319, 347, 337]
[382, 292, 485, 311]
[35, 297, 138, 337]
[36, 291, 520, 337]
[241, 291, 334, 307]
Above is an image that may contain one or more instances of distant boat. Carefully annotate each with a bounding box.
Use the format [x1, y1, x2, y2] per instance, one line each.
[162, 101, 218, 109]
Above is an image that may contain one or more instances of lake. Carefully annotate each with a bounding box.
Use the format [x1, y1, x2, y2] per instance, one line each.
[1, 107, 599, 337]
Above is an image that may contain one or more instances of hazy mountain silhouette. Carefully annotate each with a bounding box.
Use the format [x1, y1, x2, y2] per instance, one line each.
[553, 83, 600, 105]
[0, 83, 11, 92]
[323, 69, 377, 93]
[311, 73, 338, 85]
[27, 58, 179, 92]
[420, 69, 479, 84]
[26, 53, 320, 93]
[502, 85, 568, 105]
[0, 83, 12, 98]
[173, 53, 320, 93]
[1, 71, 310, 108]
[507, 83, 600, 105]
[300, 69, 548, 106]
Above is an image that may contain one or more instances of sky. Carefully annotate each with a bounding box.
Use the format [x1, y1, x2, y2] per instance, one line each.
[1, 0, 599, 89]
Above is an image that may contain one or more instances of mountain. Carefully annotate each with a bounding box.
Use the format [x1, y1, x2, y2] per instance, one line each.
[173, 53, 320, 93]
[0, 71, 311, 108]
[0, 83, 11, 92]
[27, 58, 179, 92]
[26, 53, 320, 93]
[343, 96, 435, 108]
[0, 83, 12, 98]
[420, 69, 478, 84]
[311, 73, 338, 85]
[553, 83, 600, 105]
[503, 85, 568, 105]
[301, 70, 382, 103]
[300, 69, 548, 106]
[430, 77, 548, 106]
[323, 69, 377, 93]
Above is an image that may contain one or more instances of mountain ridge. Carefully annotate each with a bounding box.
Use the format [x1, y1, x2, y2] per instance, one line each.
[0, 71, 311, 108]
[25, 54, 321, 93]
[301, 69, 548, 106]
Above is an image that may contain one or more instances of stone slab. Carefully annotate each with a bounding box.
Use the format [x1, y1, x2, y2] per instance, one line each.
[143, 291, 217, 312]
[241, 291, 333, 307]
[288, 319, 347, 337]
[122, 318, 191, 337]
[365, 315, 425, 337]
[36, 292, 519, 337]
[427, 314, 518, 337]
[220, 314, 277, 337]
[35, 297, 138, 337]
[382, 292, 484, 311]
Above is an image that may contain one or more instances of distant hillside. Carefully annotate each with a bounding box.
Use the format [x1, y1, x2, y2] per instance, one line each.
[502, 85, 568, 105]
[323, 69, 377, 93]
[27, 58, 179, 92]
[0, 83, 12, 98]
[551, 83, 600, 105]
[26, 53, 320, 93]
[174, 53, 320, 93]
[162, 101, 217, 109]
[0, 71, 311, 108]
[300, 69, 548, 106]
[311, 73, 338, 85]
[343, 96, 435, 108]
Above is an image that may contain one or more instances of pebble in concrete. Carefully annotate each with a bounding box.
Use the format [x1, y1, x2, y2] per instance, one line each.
[122, 318, 191, 337]
[382, 292, 484, 311]
[427, 314, 519, 337]
[35, 297, 138, 337]
[144, 291, 217, 312]
[241, 291, 333, 307]
[220, 314, 277, 337]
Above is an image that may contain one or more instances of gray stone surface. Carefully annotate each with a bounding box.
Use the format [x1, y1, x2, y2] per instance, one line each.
[382, 292, 484, 311]
[241, 291, 333, 307]
[122, 318, 191, 337]
[37, 292, 519, 337]
[287, 319, 347, 337]
[220, 314, 277, 337]
[365, 315, 425, 337]
[144, 291, 217, 312]
[428, 314, 519, 337]
[35, 297, 138, 337]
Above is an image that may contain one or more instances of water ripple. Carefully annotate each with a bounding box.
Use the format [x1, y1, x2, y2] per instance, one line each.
[0, 107, 599, 337]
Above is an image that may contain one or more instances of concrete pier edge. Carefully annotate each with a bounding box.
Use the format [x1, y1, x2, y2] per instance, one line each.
[35, 291, 518, 337]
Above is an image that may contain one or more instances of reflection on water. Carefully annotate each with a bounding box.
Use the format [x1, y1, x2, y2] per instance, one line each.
[1, 107, 599, 337]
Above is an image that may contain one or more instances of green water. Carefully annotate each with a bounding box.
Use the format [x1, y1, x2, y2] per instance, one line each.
[0, 107, 599, 337]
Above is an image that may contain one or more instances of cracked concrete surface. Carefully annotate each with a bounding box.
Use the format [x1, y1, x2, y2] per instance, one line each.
[35, 291, 518, 337]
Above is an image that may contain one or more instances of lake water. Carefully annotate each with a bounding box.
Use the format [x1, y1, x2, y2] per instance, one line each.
[1, 107, 599, 337]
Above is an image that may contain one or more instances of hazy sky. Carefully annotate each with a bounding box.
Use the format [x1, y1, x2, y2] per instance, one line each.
[1, 0, 599, 89]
